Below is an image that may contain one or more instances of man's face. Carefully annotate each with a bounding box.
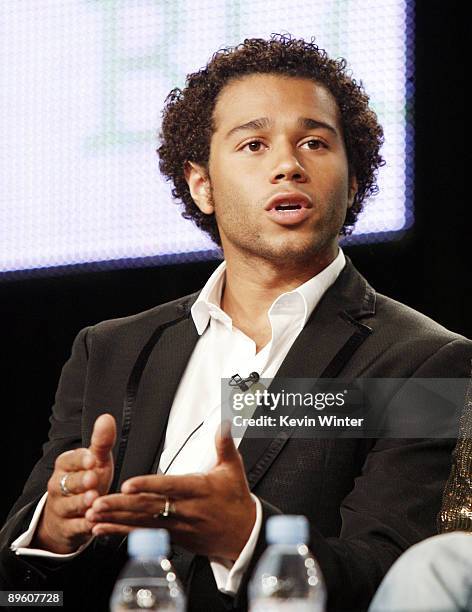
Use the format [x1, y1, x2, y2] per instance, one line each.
[188, 73, 357, 265]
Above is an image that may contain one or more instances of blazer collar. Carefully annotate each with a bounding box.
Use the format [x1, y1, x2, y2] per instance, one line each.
[112, 295, 200, 489]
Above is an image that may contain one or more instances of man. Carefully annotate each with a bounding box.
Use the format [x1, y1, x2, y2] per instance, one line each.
[1, 35, 471, 611]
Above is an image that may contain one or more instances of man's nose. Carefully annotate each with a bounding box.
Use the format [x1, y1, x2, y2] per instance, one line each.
[270, 146, 307, 184]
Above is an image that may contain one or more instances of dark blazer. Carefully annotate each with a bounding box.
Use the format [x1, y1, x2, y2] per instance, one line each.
[1, 258, 471, 612]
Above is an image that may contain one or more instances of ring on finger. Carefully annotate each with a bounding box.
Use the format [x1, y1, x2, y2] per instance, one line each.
[60, 473, 73, 497]
[152, 496, 176, 519]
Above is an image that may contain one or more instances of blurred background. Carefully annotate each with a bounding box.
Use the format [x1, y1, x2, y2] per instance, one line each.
[1, 0, 468, 522]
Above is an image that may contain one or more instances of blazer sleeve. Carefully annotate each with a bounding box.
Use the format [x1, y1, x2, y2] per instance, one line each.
[438, 371, 472, 532]
[233, 337, 472, 612]
[0, 326, 91, 589]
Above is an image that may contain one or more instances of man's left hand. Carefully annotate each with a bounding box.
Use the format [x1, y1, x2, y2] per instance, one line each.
[85, 423, 256, 560]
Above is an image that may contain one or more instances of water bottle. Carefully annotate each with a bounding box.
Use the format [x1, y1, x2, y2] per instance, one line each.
[249, 515, 326, 611]
[110, 528, 186, 611]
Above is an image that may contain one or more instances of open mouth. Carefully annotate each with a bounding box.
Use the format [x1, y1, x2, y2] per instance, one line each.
[265, 192, 312, 225]
[267, 202, 311, 226]
[274, 203, 303, 211]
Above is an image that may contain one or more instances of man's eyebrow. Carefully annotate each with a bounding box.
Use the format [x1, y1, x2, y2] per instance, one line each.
[225, 117, 272, 139]
[225, 116, 338, 139]
[298, 117, 338, 136]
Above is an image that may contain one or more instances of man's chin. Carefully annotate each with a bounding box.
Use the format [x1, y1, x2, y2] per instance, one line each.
[249, 238, 336, 266]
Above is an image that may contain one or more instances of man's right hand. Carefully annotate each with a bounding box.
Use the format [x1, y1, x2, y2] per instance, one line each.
[31, 413, 116, 554]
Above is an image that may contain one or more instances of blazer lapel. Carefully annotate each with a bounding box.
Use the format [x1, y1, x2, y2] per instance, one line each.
[238, 258, 376, 488]
[112, 297, 200, 490]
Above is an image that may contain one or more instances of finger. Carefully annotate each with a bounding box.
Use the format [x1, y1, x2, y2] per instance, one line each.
[215, 421, 240, 466]
[88, 493, 191, 519]
[87, 498, 197, 525]
[88, 510, 156, 525]
[89, 511, 192, 528]
[92, 523, 134, 537]
[55, 448, 95, 472]
[89, 413, 116, 466]
[90, 493, 166, 513]
[56, 490, 99, 519]
[52, 470, 99, 497]
[92, 524, 197, 554]
[121, 473, 206, 497]
[91, 518, 188, 538]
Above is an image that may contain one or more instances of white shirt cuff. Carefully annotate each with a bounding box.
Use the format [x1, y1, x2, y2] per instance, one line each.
[209, 494, 262, 595]
[10, 492, 94, 559]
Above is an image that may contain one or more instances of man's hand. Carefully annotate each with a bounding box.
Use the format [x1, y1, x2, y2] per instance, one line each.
[31, 413, 116, 554]
[86, 423, 256, 561]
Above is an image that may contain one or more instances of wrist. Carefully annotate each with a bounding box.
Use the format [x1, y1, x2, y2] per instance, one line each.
[231, 496, 257, 561]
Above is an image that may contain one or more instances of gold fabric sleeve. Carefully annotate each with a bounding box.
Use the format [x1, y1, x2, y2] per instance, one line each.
[438, 373, 472, 533]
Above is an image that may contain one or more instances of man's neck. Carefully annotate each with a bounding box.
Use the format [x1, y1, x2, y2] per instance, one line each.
[220, 246, 338, 349]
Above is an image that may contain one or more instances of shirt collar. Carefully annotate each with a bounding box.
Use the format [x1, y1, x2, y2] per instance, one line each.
[191, 260, 229, 335]
[191, 249, 346, 336]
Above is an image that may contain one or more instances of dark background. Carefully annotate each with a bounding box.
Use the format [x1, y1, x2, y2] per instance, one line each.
[1, 2, 468, 524]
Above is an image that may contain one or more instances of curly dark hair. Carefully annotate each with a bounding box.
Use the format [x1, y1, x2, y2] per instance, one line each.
[158, 34, 384, 246]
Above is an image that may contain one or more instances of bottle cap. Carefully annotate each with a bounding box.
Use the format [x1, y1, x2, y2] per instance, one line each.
[266, 515, 309, 545]
[128, 529, 170, 558]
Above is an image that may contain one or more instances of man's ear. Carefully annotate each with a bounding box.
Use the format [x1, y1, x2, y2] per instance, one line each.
[184, 161, 214, 214]
[347, 174, 358, 209]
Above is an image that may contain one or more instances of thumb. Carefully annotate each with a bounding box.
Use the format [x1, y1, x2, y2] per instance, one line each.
[89, 413, 116, 465]
[215, 421, 240, 466]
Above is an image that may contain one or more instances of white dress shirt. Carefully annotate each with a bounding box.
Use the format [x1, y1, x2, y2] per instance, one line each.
[11, 249, 346, 595]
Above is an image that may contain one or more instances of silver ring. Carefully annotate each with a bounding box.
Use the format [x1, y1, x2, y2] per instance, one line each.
[59, 473, 73, 497]
[153, 497, 175, 519]
[162, 497, 172, 517]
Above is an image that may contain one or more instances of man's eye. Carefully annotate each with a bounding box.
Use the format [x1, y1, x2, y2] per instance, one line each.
[242, 141, 265, 152]
[302, 139, 325, 150]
